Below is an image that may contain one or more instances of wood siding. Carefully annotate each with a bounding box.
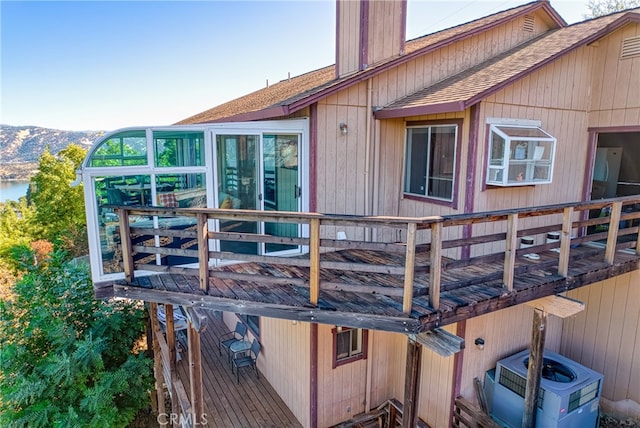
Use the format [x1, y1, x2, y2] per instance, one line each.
[365, 0, 404, 67]
[561, 271, 640, 404]
[589, 23, 640, 128]
[336, 0, 361, 77]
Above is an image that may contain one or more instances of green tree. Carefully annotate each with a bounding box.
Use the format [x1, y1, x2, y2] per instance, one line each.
[0, 198, 37, 262]
[585, 0, 640, 18]
[0, 250, 152, 427]
[29, 144, 88, 256]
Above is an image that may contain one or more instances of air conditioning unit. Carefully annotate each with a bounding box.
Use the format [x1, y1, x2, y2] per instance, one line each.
[484, 349, 603, 428]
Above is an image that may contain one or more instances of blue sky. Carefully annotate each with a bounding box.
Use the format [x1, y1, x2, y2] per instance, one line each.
[1, 0, 591, 131]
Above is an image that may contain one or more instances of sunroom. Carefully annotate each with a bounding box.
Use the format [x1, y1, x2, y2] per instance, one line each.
[79, 119, 309, 283]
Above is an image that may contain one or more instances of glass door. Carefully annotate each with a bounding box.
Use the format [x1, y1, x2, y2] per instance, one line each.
[262, 134, 301, 254]
[216, 134, 259, 255]
[214, 132, 302, 256]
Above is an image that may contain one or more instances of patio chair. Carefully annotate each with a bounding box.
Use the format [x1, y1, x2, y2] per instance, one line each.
[218, 321, 247, 361]
[232, 338, 261, 384]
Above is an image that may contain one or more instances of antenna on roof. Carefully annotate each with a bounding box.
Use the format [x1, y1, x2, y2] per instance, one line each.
[288, 72, 291, 80]
[266, 79, 269, 88]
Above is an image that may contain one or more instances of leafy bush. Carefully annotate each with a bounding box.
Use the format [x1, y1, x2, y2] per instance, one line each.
[0, 250, 152, 427]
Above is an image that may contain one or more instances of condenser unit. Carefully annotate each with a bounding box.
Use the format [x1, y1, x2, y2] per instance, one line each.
[484, 349, 603, 428]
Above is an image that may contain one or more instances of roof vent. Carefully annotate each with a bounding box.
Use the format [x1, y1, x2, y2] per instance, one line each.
[621, 35, 640, 60]
[523, 15, 535, 32]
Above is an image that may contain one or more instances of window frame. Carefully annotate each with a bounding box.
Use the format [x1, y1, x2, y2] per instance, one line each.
[332, 327, 368, 369]
[402, 119, 462, 208]
[485, 123, 556, 187]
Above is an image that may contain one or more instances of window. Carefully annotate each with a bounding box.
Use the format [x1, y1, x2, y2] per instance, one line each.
[486, 124, 556, 186]
[239, 314, 260, 337]
[404, 123, 458, 201]
[332, 327, 368, 368]
[90, 130, 147, 167]
[154, 131, 204, 167]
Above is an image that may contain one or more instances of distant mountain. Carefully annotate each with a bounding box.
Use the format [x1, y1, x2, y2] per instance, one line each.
[0, 125, 104, 180]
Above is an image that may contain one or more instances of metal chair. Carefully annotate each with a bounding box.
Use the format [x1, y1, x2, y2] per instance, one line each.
[218, 321, 247, 362]
[232, 339, 261, 384]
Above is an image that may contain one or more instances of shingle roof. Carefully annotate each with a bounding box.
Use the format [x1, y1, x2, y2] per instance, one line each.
[375, 9, 640, 119]
[177, 1, 554, 124]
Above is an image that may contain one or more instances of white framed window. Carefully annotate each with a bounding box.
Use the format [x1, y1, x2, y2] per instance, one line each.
[486, 124, 556, 186]
[332, 327, 368, 368]
[403, 122, 459, 202]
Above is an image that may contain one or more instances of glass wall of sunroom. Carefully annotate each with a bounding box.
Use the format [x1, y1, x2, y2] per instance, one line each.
[79, 119, 309, 283]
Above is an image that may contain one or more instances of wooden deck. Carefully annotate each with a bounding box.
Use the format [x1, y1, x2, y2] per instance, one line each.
[116, 243, 639, 334]
[99, 196, 640, 334]
[174, 310, 302, 428]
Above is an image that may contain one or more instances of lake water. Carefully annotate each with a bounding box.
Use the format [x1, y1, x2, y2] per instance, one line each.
[0, 181, 30, 203]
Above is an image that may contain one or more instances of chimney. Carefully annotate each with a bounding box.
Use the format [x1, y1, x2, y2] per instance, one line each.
[335, 0, 407, 78]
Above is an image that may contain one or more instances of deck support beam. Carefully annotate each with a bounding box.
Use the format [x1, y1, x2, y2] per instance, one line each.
[523, 307, 546, 428]
[117, 208, 135, 283]
[164, 305, 179, 424]
[402, 338, 422, 428]
[310, 218, 320, 306]
[149, 303, 166, 418]
[187, 322, 204, 425]
[409, 328, 465, 357]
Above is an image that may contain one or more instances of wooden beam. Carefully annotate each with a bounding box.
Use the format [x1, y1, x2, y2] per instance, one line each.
[558, 207, 574, 277]
[409, 328, 465, 357]
[402, 338, 422, 428]
[309, 218, 320, 306]
[503, 213, 518, 291]
[164, 304, 179, 422]
[148, 303, 165, 417]
[183, 306, 208, 332]
[526, 295, 584, 318]
[523, 308, 546, 428]
[117, 208, 135, 283]
[605, 201, 622, 264]
[429, 222, 443, 310]
[403, 222, 417, 314]
[187, 322, 204, 425]
[197, 213, 209, 292]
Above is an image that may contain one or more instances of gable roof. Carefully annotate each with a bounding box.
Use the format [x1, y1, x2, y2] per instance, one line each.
[375, 9, 640, 119]
[177, 1, 562, 124]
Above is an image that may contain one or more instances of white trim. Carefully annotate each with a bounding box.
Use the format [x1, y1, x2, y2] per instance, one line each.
[486, 117, 542, 127]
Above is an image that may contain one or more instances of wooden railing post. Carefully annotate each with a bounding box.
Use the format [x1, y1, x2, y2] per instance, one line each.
[605, 202, 622, 265]
[187, 322, 204, 426]
[149, 303, 165, 417]
[309, 218, 321, 306]
[403, 223, 417, 314]
[558, 207, 574, 277]
[164, 304, 179, 419]
[429, 222, 442, 310]
[503, 213, 518, 291]
[117, 208, 135, 283]
[197, 213, 209, 292]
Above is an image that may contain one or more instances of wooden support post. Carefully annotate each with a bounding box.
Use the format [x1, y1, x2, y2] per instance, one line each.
[187, 321, 204, 425]
[558, 207, 573, 277]
[117, 208, 135, 283]
[605, 201, 622, 265]
[429, 222, 442, 310]
[197, 213, 209, 292]
[403, 222, 417, 314]
[164, 304, 179, 423]
[149, 303, 165, 417]
[402, 338, 422, 428]
[309, 218, 321, 306]
[503, 213, 518, 291]
[523, 308, 547, 428]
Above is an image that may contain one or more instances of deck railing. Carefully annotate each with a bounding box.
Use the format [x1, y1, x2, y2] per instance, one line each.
[115, 195, 640, 314]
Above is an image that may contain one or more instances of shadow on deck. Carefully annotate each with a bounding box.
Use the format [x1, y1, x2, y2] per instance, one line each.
[174, 310, 302, 427]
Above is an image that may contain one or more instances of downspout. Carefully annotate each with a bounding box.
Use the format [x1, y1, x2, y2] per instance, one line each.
[364, 77, 374, 412]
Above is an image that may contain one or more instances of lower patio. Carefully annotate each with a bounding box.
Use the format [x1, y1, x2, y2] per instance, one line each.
[172, 310, 302, 427]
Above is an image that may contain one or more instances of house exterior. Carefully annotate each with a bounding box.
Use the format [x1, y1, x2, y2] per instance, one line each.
[79, 1, 640, 427]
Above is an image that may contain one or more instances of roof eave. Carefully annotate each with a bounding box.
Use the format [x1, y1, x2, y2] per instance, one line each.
[194, 105, 290, 124]
[373, 101, 466, 119]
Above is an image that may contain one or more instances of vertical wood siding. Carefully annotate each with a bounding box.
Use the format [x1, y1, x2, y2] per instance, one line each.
[259, 317, 311, 427]
[336, 0, 361, 77]
[589, 23, 640, 128]
[366, 0, 403, 67]
[562, 272, 640, 403]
